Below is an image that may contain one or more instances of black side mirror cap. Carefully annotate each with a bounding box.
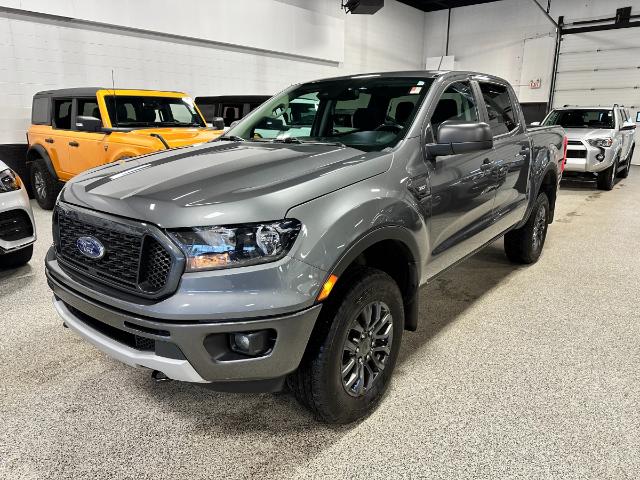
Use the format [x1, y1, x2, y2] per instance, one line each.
[75, 116, 102, 133]
[426, 121, 494, 157]
[212, 117, 225, 130]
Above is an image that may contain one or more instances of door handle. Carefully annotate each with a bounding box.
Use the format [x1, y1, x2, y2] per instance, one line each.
[45, 138, 54, 144]
[480, 158, 494, 171]
[69, 141, 79, 147]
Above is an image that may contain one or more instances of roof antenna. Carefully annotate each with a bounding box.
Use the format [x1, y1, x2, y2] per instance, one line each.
[111, 69, 118, 128]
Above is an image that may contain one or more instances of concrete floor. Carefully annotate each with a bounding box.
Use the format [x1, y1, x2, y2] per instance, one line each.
[1, 169, 639, 479]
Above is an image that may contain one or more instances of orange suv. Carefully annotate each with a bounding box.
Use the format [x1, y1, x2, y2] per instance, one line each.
[26, 88, 224, 209]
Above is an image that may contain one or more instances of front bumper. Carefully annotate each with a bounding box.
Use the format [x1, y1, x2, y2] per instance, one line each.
[0, 187, 36, 253]
[565, 142, 616, 173]
[47, 261, 322, 390]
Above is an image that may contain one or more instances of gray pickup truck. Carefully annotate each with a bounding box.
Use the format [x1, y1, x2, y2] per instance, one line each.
[539, 105, 636, 190]
[46, 71, 565, 423]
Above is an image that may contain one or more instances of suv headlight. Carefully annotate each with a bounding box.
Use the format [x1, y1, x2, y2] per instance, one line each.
[587, 138, 613, 148]
[169, 219, 302, 271]
[0, 168, 22, 192]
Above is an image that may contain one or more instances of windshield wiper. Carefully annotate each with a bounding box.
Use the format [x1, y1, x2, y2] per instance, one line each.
[271, 137, 302, 144]
[216, 135, 246, 142]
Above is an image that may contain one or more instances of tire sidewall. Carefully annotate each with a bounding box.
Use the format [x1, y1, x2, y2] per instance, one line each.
[529, 193, 550, 261]
[30, 161, 55, 209]
[314, 271, 404, 423]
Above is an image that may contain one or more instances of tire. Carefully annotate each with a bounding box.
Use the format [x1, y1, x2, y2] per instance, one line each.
[30, 159, 60, 210]
[504, 192, 550, 265]
[288, 267, 404, 424]
[0, 245, 33, 269]
[619, 147, 633, 179]
[597, 157, 618, 191]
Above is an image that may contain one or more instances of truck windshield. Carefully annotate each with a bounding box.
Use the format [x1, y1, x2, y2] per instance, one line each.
[544, 109, 615, 129]
[226, 77, 434, 151]
[104, 95, 205, 128]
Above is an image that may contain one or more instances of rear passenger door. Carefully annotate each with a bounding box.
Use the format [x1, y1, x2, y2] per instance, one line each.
[477, 80, 530, 232]
[49, 98, 74, 179]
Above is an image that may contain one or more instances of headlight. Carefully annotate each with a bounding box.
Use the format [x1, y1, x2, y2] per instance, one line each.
[169, 219, 302, 271]
[0, 168, 22, 192]
[587, 138, 613, 148]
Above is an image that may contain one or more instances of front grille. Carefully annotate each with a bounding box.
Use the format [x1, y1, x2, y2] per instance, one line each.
[54, 204, 181, 298]
[567, 150, 587, 159]
[568, 140, 584, 146]
[0, 209, 33, 241]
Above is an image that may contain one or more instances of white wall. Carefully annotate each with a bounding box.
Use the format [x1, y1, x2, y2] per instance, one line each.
[424, 0, 639, 101]
[0, 0, 427, 143]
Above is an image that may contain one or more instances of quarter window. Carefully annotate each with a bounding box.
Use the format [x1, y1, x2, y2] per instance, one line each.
[31, 97, 50, 125]
[479, 83, 518, 136]
[53, 99, 72, 130]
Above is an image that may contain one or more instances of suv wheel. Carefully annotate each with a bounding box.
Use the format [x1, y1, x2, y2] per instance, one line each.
[618, 147, 633, 179]
[0, 245, 33, 269]
[30, 159, 60, 210]
[288, 267, 404, 424]
[597, 157, 618, 191]
[504, 192, 549, 264]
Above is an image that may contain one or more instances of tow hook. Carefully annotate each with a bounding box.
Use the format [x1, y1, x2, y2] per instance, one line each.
[151, 370, 171, 382]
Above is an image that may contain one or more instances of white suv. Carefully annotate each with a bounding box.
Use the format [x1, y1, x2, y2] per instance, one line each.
[540, 105, 636, 190]
[0, 160, 36, 267]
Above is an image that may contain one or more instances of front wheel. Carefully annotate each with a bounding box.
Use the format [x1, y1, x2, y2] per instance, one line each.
[288, 267, 404, 424]
[597, 157, 618, 191]
[504, 192, 550, 264]
[619, 147, 633, 179]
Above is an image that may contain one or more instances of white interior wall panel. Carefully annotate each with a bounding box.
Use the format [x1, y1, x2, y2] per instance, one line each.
[0, 0, 426, 144]
[553, 28, 640, 164]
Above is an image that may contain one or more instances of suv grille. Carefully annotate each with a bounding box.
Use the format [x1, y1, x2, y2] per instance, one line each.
[0, 209, 33, 242]
[54, 205, 181, 298]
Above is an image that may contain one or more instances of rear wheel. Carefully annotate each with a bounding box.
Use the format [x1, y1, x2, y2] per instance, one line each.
[504, 192, 549, 264]
[288, 267, 404, 424]
[619, 147, 633, 179]
[30, 159, 60, 210]
[597, 157, 618, 191]
[0, 245, 33, 269]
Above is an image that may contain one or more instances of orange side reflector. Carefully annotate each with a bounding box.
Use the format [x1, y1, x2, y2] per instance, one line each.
[317, 274, 338, 301]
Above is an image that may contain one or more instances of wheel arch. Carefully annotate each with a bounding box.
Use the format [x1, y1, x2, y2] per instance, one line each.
[26, 144, 58, 180]
[325, 226, 421, 332]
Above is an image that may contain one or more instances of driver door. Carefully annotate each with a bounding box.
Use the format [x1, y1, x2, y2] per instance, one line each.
[421, 79, 500, 279]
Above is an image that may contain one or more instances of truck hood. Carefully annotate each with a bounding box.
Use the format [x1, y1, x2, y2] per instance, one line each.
[61, 141, 392, 227]
[125, 127, 222, 147]
[563, 128, 614, 142]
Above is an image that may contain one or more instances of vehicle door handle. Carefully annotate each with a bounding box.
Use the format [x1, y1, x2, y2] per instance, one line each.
[69, 141, 79, 147]
[480, 159, 494, 171]
[45, 138, 54, 144]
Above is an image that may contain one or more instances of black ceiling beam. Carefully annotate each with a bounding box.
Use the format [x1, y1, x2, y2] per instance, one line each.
[396, 0, 501, 13]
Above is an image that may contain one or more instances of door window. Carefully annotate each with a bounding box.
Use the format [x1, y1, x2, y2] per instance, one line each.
[76, 98, 101, 120]
[53, 99, 72, 130]
[479, 83, 518, 136]
[430, 82, 479, 134]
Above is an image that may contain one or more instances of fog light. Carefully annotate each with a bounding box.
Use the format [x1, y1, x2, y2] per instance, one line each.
[230, 330, 271, 356]
[596, 153, 604, 161]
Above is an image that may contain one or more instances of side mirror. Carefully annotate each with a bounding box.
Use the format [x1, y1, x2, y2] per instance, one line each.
[212, 117, 225, 130]
[426, 121, 493, 157]
[75, 116, 102, 132]
[530, 121, 541, 126]
[621, 121, 637, 131]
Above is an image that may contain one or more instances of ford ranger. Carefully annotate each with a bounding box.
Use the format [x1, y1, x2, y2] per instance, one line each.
[46, 71, 566, 423]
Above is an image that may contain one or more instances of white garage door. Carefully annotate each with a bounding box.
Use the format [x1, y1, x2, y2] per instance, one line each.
[553, 27, 640, 164]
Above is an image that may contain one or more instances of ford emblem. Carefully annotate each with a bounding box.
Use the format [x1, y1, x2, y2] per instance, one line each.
[76, 236, 105, 259]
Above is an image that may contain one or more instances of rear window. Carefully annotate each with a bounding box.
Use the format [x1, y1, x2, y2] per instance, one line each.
[31, 97, 50, 125]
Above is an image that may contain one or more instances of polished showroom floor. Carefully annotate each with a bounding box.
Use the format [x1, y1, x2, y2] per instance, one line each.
[2, 168, 639, 479]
